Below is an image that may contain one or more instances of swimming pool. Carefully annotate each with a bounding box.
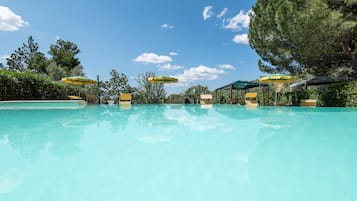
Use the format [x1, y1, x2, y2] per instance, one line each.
[1, 105, 356, 201]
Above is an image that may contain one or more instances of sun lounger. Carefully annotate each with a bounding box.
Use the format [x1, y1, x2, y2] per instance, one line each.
[86, 94, 97, 104]
[119, 93, 132, 105]
[200, 94, 213, 104]
[67, 95, 87, 105]
[300, 99, 317, 107]
[68, 95, 81, 100]
[245, 93, 258, 107]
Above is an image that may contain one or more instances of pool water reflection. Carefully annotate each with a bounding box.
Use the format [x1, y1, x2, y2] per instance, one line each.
[1, 105, 357, 201]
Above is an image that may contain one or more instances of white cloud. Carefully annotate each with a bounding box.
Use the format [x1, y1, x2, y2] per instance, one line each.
[217, 8, 228, 18]
[233, 34, 249, 45]
[219, 64, 236, 70]
[176, 65, 225, 83]
[0, 6, 29, 31]
[169, 52, 178, 56]
[159, 63, 184, 71]
[133, 53, 172, 64]
[0, 54, 9, 63]
[223, 10, 251, 31]
[160, 23, 174, 29]
[203, 6, 214, 20]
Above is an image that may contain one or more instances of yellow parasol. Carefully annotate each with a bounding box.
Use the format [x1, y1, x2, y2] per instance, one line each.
[259, 74, 296, 83]
[147, 75, 178, 103]
[259, 74, 296, 105]
[61, 76, 97, 99]
[148, 75, 178, 84]
[61, 76, 97, 85]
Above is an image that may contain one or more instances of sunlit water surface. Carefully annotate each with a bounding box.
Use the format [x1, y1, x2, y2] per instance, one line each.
[1, 104, 357, 201]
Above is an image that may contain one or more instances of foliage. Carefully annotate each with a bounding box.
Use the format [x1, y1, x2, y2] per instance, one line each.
[249, 0, 357, 78]
[277, 80, 357, 107]
[5, 36, 84, 79]
[135, 72, 165, 104]
[45, 62, 67, 81]
[107, 69, 130, 98]
[48, 39, 82, 76]
[99, 69, 131, 102]
[184, 85, 210, 98]
[0, 69, 85, 100]
[183, 85, 210, 103]
[6, 36, 48, 73]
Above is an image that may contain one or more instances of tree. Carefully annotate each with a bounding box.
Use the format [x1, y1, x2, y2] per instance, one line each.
[6, 36, 48, 73]
[70, 66, 85, 76]
[48, 39, 82, 75]
[45, 62, 67, 81]
[184, 85, 210, 103]
[105, 69, 130, 99]
[0, 63, 4, 69]
[6, 47, 26, 72]
[249, 0, 357, 78]
[135, 72, 165, 103]
[27, 52, 48, 74]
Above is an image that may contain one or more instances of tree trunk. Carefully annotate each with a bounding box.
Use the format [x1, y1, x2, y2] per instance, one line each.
[341, 38, 357, 78]
[352, 53, 357, 78]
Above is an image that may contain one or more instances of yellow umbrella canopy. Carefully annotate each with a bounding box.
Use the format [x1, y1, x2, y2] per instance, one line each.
[260, 74, 296, 92]
[259, 74, 296, 83]
[61, 76, 97, 85]
[259, 74, 296, 105]
[148, 75, 178, 84]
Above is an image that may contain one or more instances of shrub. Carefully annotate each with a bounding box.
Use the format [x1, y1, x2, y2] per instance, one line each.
[0, 69, 86, 100]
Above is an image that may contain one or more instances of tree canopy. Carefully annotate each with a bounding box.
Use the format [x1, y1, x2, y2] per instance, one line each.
[184, 85, 210, 98]
[135, 72, 166, 104]
[249, 0, 357, 79]
[6, 36, 48, 73]
[48, 39, 83, 75]
[5, 36, 84, 79]
[104, 69, 130, 99]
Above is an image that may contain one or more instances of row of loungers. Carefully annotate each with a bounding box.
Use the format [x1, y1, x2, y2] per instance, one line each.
[200, 93, 316, 107]
[199, 93, 259, 106]
[68, 93, 133, 105]
[69, 93, 316, 107]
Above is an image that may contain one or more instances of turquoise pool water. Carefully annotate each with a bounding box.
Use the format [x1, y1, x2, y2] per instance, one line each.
[0, 105, 357, 201]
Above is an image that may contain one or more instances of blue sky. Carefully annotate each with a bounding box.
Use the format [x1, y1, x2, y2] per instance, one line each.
[0, 0, 262, 94]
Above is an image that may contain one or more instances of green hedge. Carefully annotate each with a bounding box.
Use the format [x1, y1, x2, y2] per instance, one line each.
[280, 80, 357, 107]
[0, 70, 86, 101]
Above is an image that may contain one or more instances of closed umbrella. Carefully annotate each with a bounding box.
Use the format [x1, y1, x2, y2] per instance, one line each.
[259, 74, 296, 105]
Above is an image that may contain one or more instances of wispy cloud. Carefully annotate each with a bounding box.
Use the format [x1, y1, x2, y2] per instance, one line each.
[0, 6, 29, 31]
[223, 10, 251, 31]
[159, 63, 184, 71]
[218, 64, 236, 70]
[217, 8, 228, 18]
[233, 34, 249, 45]
[169, 52, 178, 56]
[133, 53, 172, 64]
[0, 54, 9, 63]
[160, 23, 175, 29]
[176, 65, 225, 83]
[203, 6, 214, 20]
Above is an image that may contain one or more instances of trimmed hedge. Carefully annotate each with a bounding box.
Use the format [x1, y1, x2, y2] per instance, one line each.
[0, 70, 86, 101]
[281, 80, 357, 107]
